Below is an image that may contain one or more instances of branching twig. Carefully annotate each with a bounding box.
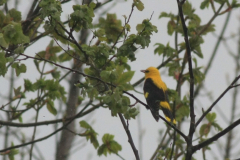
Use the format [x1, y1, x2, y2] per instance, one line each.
[118, 113, 140, 160]
[103, 3, 135, 67]
[193, 118, 240, 152]
[194, 8, 231, 97]
[176, 0, 195, 159]
[196, 75, 240, 127]
[0, 100, 91, 152]
[0, 104, 100, 128]
[177, 0, 194, 135]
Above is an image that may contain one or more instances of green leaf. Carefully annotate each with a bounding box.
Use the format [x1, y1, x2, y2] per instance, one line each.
[206, 112, 216, 122]
[115, 70, 135, 85]
[125, 24, 131, 31]
[79, 120, 99, 149]
[117, 43, 137, 61]
[154, 43, 165, 55]
[98, 13, 123, 43]
[8, 8, 22, 22]
[45, 79, 63, 100]
[159, 12, 175, 19]
[39, 0, 62, 22]
[23, 99, 37, 108]
[46, 99, 57, 116]
[58, 52, 73, 62]
[2, 22, 30, 45]
[98, 134, 122, 156]
[212, 122, 223, 131]
[80, 120, 92, 129]
[167, 20, 175, 35]
[200, 0, 210, 9]
[0, 33, 8, 48]
[69, 4, 95, 31]
[51, 70, 61, 79]
[154, 43, 175, 57]
[134, 0, 144, 11]
[8, 142, 19, 160]
[192, 67, 205, 84]
[13, 86, 22, 98]
[199, 124, 211, 137]
[12, 62, 27, 76]
[0, 52, 7, 76]
[18, 116, 23, 123]
[100, 70, 111, 81]
[136, 24, 145, 33]
[124, 108, 139, 119]
[14, 45, 24, 54]
[0, 0, 6, 6]
[198, 24, 215, 35]
[175, 96, 190, 120]
[232, 0, 240, 8]
[183, 1, 193, 16]
[24, 79, 35, 92]
[89, 2, 96, 9]
[118, 83, 133, 91]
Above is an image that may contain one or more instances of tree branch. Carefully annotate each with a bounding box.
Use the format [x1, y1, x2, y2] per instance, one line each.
[16, 53, 187, 140]
[193, 118, 240, 152]
[0, 101, 90, 152]
[176, 0, 195, 159]
[0, 104, 100, 127]
[118, 113, 140, 160]
[196, 75, 240, 127]
[194, 8, 231, 97]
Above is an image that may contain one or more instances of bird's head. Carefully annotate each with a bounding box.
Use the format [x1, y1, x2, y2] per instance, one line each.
[141, 67, 161, 79]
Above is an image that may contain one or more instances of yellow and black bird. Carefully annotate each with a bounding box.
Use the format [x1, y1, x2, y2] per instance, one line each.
[141, 67, 176, 124]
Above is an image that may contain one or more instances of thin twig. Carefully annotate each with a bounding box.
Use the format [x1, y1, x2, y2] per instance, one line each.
[196, 75, 240, 127]
[118, 113, 140, 160]
[194, 8, 231, 97]
[193, 118, 240, 152]
[0, 101, 91, 152]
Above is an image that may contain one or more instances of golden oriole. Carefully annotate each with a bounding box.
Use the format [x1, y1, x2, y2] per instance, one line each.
[141, 67, 176, 124]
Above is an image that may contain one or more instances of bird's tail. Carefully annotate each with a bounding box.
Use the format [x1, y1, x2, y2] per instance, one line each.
[150, 110, 159, 122]
[160, 101, 176, 124]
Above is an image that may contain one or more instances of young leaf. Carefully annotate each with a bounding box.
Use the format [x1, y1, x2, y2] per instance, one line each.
[12, 62, 26, 76]
[199, 124, 211, 137]
[8, 142, 19, 160]
[79, 120, 99, 149]
[24, 79, 35, 92]
[0, 52, 7, 76]
[8, 8, 22, 22]
[0, 33, 8, 48]
[2, 22, 29, 45]
[46, 99, 57, 116]
[98, 134, 122, 156]
[115, 70, 135, 85]
[134, 0, 144, 11]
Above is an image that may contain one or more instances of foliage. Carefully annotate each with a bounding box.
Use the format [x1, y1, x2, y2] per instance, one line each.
[0, 0, 240, 160]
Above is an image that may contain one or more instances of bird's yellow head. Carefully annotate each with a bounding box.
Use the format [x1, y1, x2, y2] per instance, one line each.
[141, 67, 161, 79]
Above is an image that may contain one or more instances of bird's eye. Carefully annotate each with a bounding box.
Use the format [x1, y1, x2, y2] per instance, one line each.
[145, 70, 149, 73]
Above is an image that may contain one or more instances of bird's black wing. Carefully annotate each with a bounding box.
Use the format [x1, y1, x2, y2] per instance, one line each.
[143, 78, 167, 121]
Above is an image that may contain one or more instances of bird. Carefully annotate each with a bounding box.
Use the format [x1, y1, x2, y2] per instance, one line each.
[141, 67, 176, 124]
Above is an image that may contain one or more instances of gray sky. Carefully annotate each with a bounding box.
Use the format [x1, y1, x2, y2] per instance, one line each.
[1, 0, 240, 160]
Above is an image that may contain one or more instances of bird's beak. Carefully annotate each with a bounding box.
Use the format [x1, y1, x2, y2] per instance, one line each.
[141, 70, 146, 73]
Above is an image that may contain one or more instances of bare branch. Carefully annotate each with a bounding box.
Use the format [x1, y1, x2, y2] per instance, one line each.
[0, 101, 91, 152]
[193, 118, 240, 152]
[196, 75, 240, 127]
[118, 113, 140, 160]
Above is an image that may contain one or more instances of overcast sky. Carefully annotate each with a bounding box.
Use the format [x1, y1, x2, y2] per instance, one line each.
[1, 0, 240, 160]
